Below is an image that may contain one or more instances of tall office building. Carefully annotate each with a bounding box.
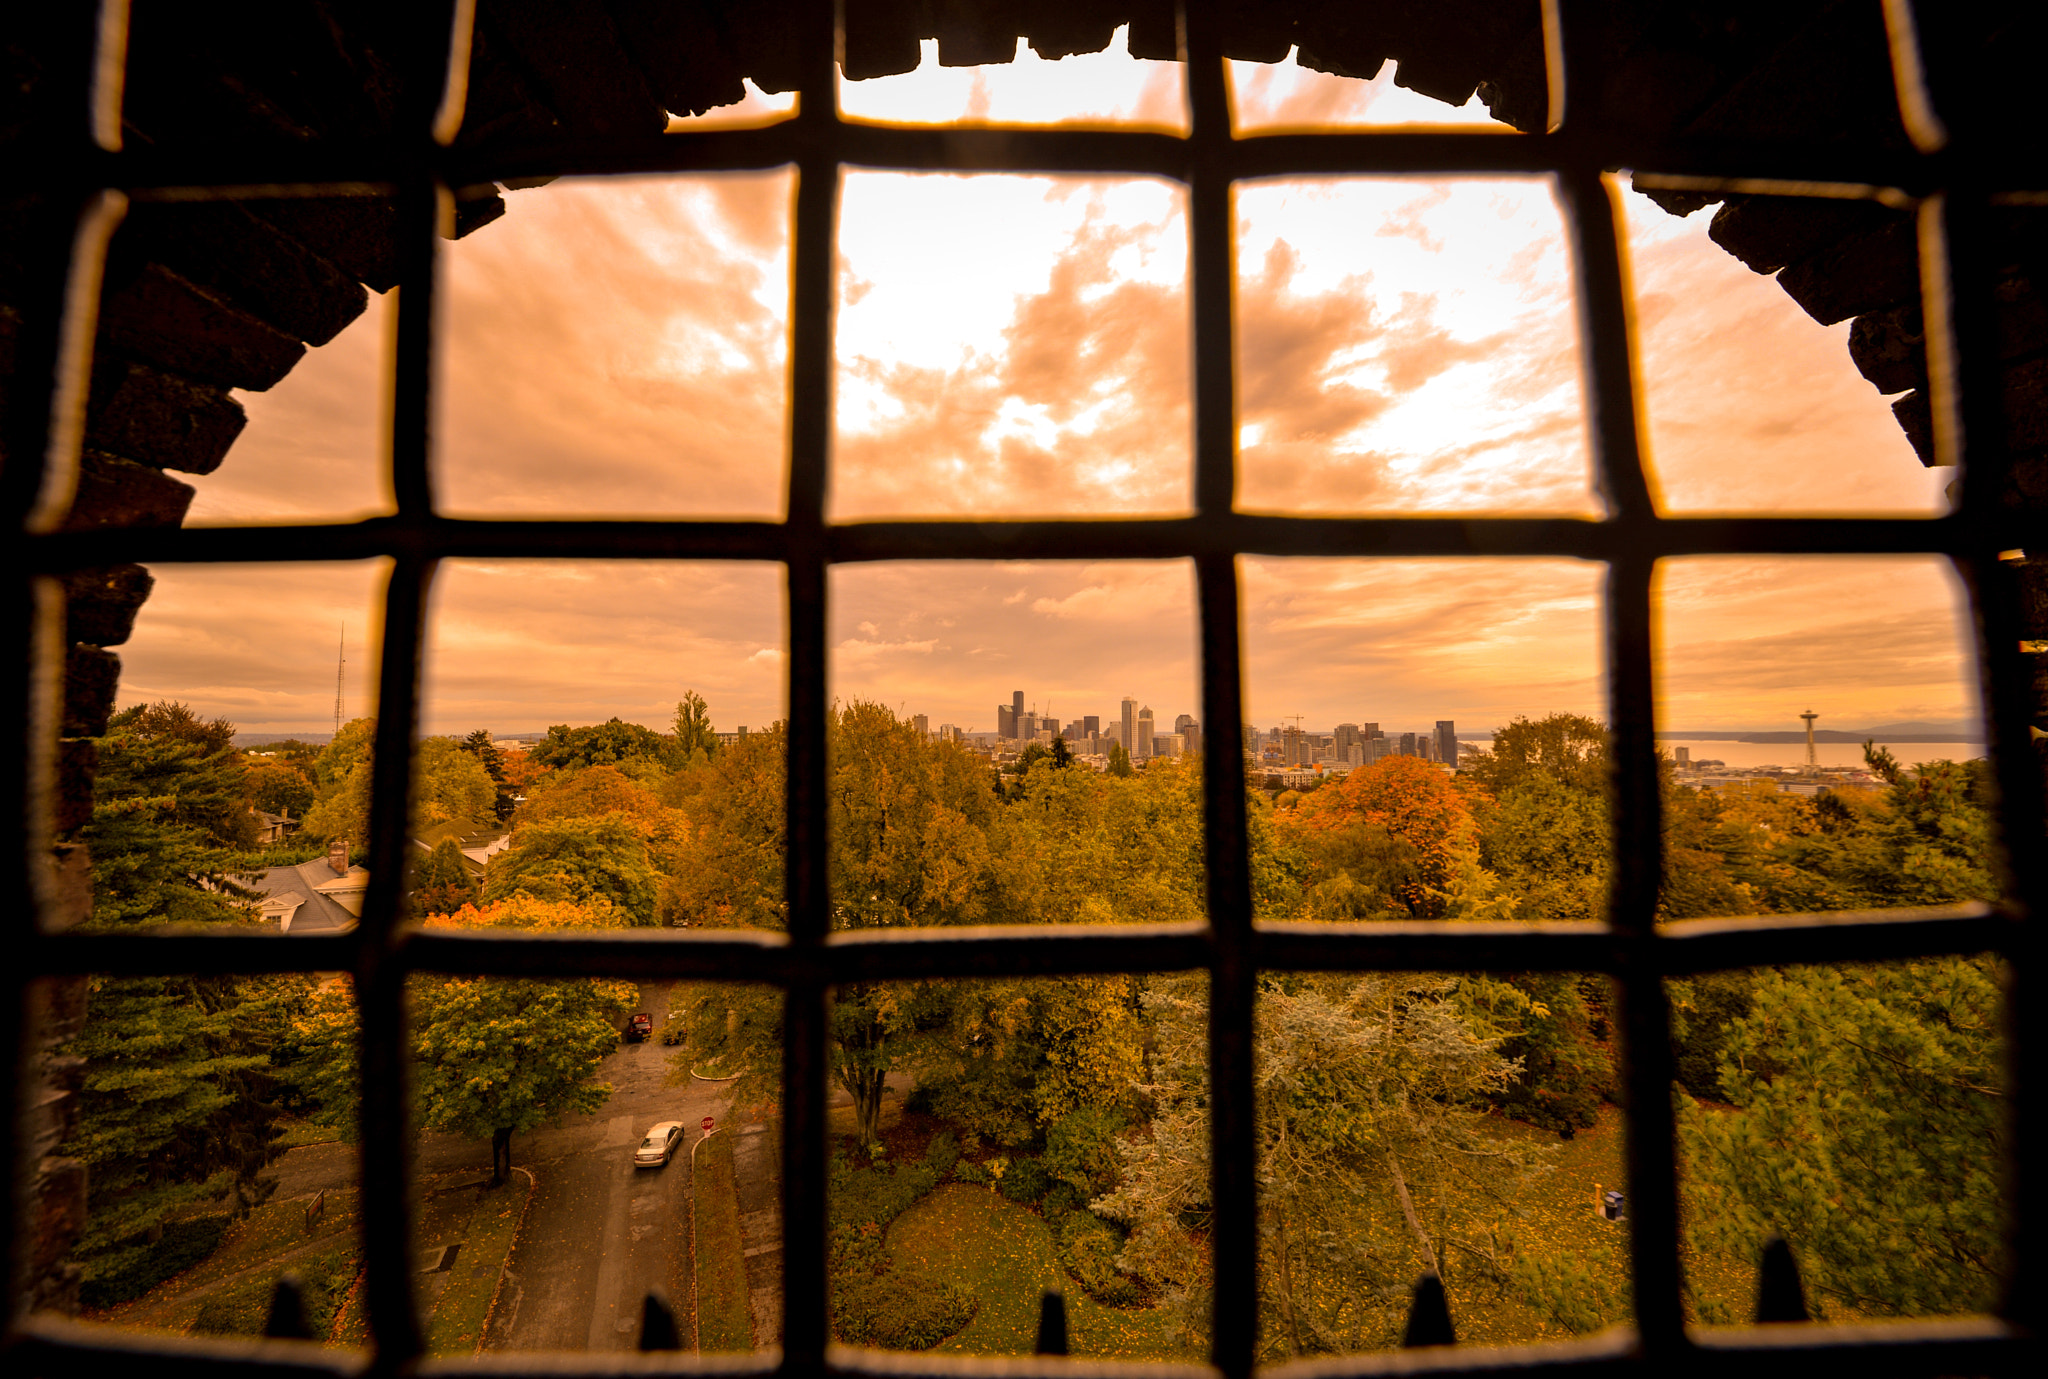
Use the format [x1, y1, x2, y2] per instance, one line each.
[1361, 722, 1380, 741]
[1174, 713, 1200, 758]
[997, 705, 1014, 738]
[1135, 706, 1155, 760]
[1012, 690, 1025, 738]
[1435, 721, 1457, 769]
[1083, 715, 1100, 737]
[1398, 732, 1417, 757]
[1020, 711, 1039, 740]
[1333, 723, 1361, 758]
[913, 714, 929, 738]
[1121, 697, 1137, 758]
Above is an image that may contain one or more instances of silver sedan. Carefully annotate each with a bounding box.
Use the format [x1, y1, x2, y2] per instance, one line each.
[633, 1121, 683, 1168]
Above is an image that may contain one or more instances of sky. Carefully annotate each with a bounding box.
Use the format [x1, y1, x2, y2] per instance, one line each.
[116, 32, 1982, 740]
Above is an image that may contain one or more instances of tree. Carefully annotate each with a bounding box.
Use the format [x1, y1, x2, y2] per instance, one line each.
[673, 690, 721, 761]
[1682, 956, 2004, 1318]
[300, 727, 498, 846]
[1097, 972, 1544, 1357]
[411, 900, 637, 1183]
[1107, 741, 1133, 777]
[1289, 754, 1481, 918]
[459, 728, 517, 820]
[532, 717, 675, 772]
[483, 816, 661, 924]
[242, 755, 315, 819]
[515, 763, 664, 826]
[63, 975, 294, 1290]
[67, 703, 293, 1297]
[86, 702, 259, 927]
[410, 837, 479, 919]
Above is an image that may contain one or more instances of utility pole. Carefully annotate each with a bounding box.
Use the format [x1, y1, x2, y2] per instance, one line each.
[334, 628, 345, 739]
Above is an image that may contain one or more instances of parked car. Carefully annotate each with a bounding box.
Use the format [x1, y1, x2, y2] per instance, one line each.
[624, 1012, 653, 1043]
[634, 1121, 683, 1168]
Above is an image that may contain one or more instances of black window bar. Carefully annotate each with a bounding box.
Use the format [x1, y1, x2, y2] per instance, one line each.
[3, 2, 2042, 1378]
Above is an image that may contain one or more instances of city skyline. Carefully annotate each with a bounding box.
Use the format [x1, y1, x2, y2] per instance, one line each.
[109, 39, 1978, 739]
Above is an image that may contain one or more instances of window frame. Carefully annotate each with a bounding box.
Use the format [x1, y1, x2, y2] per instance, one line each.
[4, 2, 2040, 1377]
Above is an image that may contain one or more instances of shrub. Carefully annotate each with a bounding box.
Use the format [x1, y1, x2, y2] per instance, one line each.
[1058, 1211, 1141, 1306]
[998, 1155, 1052, 1205]
[79, 1215, 229, 1310]
[922, 1130, 959, 1180]
[1040, 1182, 1084, 1222]
[1044, 1105, 1127, 1196]
[834, 1274, 978, 1349]
[954, 1159, 990, 1186]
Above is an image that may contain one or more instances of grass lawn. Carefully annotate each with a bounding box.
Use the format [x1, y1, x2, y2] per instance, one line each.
[694, 1131, 753, 1351]
[888, 1185, 1189, 1359]
[423, 1170, 534, 1356]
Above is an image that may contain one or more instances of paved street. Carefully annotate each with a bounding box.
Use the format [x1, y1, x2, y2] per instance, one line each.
[263, 980, 745, 1352]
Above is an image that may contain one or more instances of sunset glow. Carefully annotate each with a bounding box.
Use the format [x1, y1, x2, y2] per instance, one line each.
[141, 38, 1977, 740]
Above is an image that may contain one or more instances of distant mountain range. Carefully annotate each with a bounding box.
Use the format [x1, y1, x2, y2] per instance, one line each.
[1657, 720, 1983, 744]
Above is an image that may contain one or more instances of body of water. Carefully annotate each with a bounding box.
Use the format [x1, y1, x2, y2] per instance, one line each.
[1658, 739, 1985, 770]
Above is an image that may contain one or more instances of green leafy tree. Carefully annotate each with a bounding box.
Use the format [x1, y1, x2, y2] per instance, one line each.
[483, 816, 661, 924]
[241, 755, 315, 819]
[1682, 957, 2005, 1317]
[410, 899, 637, 1182]
[1107, 741, 1133, 777]
[532, 717, 676, 772]
[673, 690, 721, 762]
[301, 727, 498, 846]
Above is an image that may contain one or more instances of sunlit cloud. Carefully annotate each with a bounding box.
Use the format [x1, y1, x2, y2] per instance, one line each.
[1655, 557, 1980, 729]
[434, 173, 793, 519]
[1242, 558, 1606, 730]
[143, 44, 1966, 740]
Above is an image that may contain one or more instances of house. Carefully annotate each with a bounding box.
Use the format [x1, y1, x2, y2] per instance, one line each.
[239, 840, 366, 933]
[411, 820, 513, 879]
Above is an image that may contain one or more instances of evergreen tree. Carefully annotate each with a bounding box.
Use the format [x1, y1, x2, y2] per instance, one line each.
[460, 727, 517, 820]
[410, 837, 480, 918]
[66, 703, 289, 1299]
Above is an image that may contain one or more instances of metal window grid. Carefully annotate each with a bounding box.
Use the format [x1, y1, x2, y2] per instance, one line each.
[3, 2, 2041, 1378]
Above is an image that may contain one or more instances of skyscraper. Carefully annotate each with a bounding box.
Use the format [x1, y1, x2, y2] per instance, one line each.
[1082, 715, 1100, 737]
[913, 714, 929, 738]
[1435, 720, 1457, 769]
[1398, 732, 1417, 757]
[1175, 713, 1200, 758]
[1136, 706, 1155, 759]
[997, 705, 1014, 738]
[1121, 697, 1137, 758]
[1012, 690, 1025, 739]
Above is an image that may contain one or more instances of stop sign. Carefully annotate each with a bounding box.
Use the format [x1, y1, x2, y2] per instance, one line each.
[702, 1116, 715, 1133]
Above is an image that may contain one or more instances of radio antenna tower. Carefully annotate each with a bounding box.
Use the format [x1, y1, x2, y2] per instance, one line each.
[333, 628, 345, 738]
[1800, 708, 1819, 773]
